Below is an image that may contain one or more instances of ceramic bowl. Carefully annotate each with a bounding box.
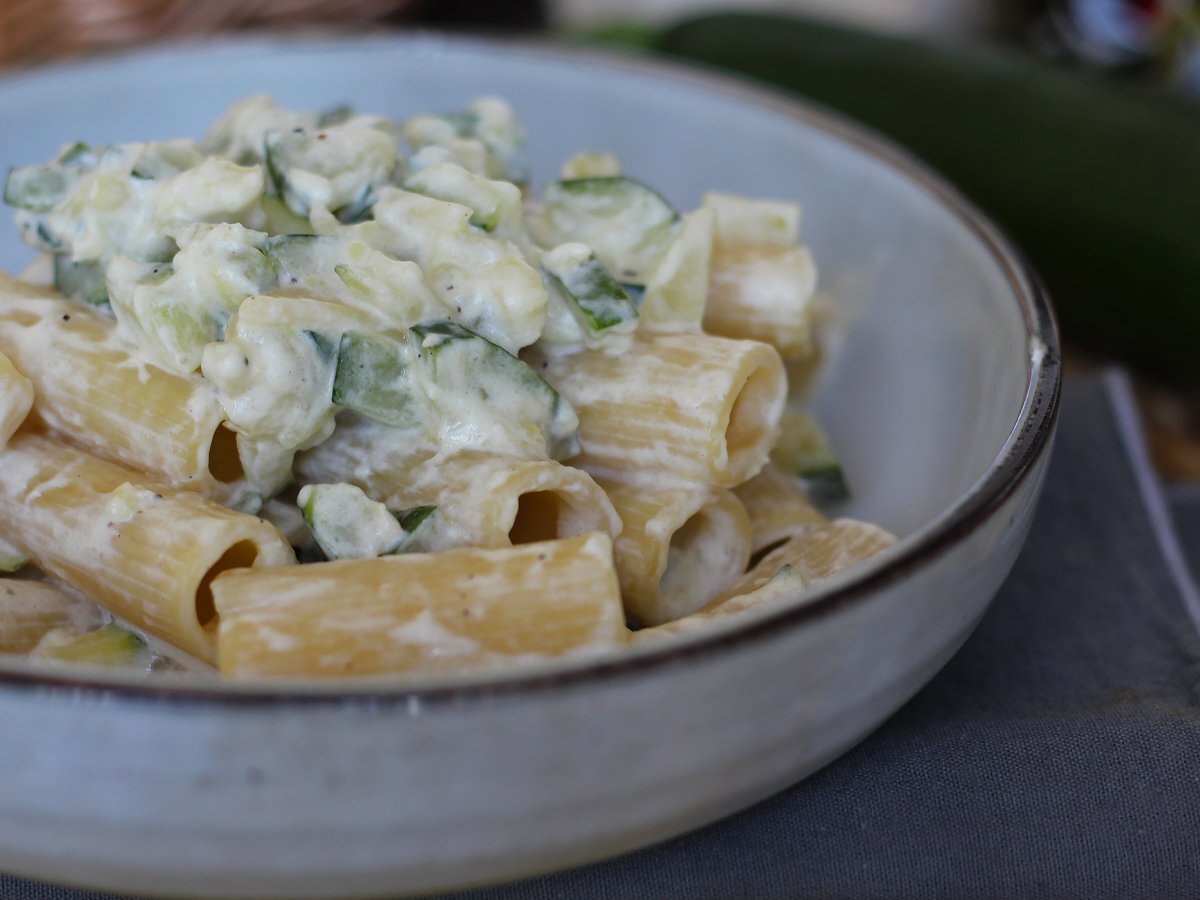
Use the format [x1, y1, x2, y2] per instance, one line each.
[0, 34, 1059, 898]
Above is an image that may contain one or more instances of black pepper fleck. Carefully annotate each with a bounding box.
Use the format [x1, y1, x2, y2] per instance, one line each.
[61, 314, 70, 321]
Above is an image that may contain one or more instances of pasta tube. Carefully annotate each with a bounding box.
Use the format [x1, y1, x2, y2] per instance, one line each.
[0, 349, 33, 447]
[700, 192, 817, 359]
[734, 462, 828, 558]
[213, 532, 626, 678]
[296, 422, 621, 550]
[747, 519, 897, 585]
[540, 332, 786, 488]
[0, 433, 295, 662]
[634, 518, 895, 643]
[0, 579, 103, 654]
[0, 273, 245, 500]
[703, 243, 817, 359]
[386, 452, 621, 550]
[599, 478, 751, 626]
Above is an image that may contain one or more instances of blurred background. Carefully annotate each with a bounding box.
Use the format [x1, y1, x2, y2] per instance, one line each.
[5, 0, 1199, 83]
[2, 0, 1198, 473]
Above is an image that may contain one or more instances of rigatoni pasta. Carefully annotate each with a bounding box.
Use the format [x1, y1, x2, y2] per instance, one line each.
[0, 272, 245, 502]
[213, 533, 625, 678]
[297, 429, 621, 550]
[539, 331, 787, 488]
[0, 578, 103, 654]
[0, 92, 896, 680]
[0, 433, 295, 662]
[599, 478, 750, 626]
[0, 348, 33, 447]
[734, 462, 828, 558]
[633, 520, 895, 644]
[701, 192, 819, 359]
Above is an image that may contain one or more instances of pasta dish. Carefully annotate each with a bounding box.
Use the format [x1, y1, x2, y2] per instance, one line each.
[0, 95, 894, 678]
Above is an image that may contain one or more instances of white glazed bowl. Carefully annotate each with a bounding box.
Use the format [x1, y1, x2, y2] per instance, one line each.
[0, 34, 1059, 898]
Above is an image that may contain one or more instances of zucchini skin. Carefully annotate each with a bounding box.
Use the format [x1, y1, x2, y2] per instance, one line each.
[655, 13, 1200, 384]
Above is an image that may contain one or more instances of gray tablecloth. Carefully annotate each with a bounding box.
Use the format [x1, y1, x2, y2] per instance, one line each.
[6, 371, 1200, 900]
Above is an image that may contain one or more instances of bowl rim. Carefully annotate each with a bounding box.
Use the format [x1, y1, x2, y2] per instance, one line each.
[0, 30, 1061, 706]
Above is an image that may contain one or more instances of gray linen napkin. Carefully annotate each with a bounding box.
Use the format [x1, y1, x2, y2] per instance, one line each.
[6, 371, 1200, 900]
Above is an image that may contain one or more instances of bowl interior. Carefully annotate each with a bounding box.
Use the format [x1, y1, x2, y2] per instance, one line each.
[0, 36, 1029, 546]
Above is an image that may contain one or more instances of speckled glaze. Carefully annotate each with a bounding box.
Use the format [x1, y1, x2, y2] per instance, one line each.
[0, 35, 1059, 897]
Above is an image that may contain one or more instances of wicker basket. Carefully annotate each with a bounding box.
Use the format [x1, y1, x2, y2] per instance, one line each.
[0, 0, 413, 66]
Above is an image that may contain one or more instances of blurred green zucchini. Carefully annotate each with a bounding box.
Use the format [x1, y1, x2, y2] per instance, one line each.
[604, 13, 1199, 383]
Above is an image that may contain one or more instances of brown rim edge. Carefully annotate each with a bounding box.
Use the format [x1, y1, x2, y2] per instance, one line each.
[0, 31, 1062, 707]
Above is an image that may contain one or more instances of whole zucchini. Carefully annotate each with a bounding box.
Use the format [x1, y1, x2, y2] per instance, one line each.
[649, 13, 1200, 384]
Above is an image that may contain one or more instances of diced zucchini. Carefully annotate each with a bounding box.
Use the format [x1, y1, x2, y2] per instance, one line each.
[4, 142, 98, 212]
[408, 140, 490, 179]
[299, 483, 437, 559]
[639, 207, 715, 330]
[257, 195, 314, 235]
[316, 104, 354, 127]
[53, 254, 108, 305]
[264, 122, 399, 218]
[468, 97, 530, 186]
[404, 162, 522, 233]
[542, 243, 638, 334]
[332, 331, 420, 427]
[335, 183, 376, 224]
[107, 225, 272, 375]
[333, 257, 436, 328]
[411, 320, 580, 460]
[267, 233, 332, 290]
[368, 187, 474, 265]
[772, 407, 850, 504]
[395, 504, 437, 534]
[154, 158, 265, 241]
[268, 232, 435, 327]
[35, 623, 152, 669]
[57, 142, 97, 167]
[130, 139, 206, 181]
[560, 151, 622, 180]
[203, 94, 318, 163]
[0, 537, 28, 573]
[201, 295, 363, 449]
[402, 98, 530, 185]
[5, 166, 75, 213]
[532, 176, 680, 285]
[303, 328, 339, 365]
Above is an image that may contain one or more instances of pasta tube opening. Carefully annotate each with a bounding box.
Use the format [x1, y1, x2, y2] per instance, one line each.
[195, 540, 260, 635]
[207, 424, 246, 485]
[601, 480, 751, 626]
[497, 466, 622, 548]
[508, 491, 562, 545]
[363, 453, 622, 550]
[655, 491, 753, 623]
[722, 350, 787, 483]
